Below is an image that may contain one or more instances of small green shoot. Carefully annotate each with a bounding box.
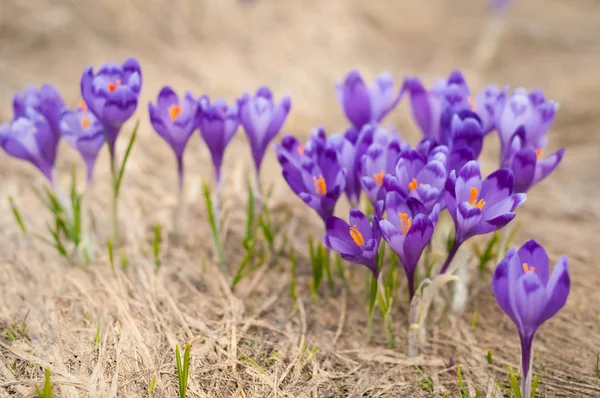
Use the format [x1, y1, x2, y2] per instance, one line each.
[507, 366, 522, 398]
[415, 365, 434, 393]
[175, 343, 191, 398]
[231, 238, 257, 289]
[290, 248, 297, 300]
[475, 231, 499, 275]
[148, 375, 157, 398]
[120, 251, 129, 270]
[470, 312, 478, 330]
[95, 324, 101, 345]
[36, 367, 53, 398]
[309, 236, 327, 300]
[457, 362, 468, 398]
[114, 120, 139, 197]
[202, 180, 226, 268]
[107, 238, 115, 272]
[8, 195, 27, 234]
[153, 223, 161, 269]
[487, 349, 493, 365]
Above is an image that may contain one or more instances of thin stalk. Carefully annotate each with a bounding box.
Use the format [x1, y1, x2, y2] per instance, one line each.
[377, 274, 395, 349]
[253, 167, 263, 214]
[520, 334, 534, 398]
[439, 240, 462, 274]
[173, 156, 185, 246]
[109, 145, 119, 245]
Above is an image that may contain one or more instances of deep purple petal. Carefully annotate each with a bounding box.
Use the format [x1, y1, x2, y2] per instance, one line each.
[517, 240, 550, 286]
[514, 272, 546, 337]
[539, 256, 570, 324]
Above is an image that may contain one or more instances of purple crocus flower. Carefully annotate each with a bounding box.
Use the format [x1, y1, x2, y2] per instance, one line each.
[59, 101, 105, 184]
[148, 87, 198, 189]
[441, 161, 526, 273]
[492, 240, 570, 397]
[238, 87, 291, 174]
[360, 138, 402, 207]
[383, 148, 447, 213]
[489, 0, 512, 14]
[323, 208, 382, 277]
[328, 128, 363, 206]
[279, 143, 346, 222]
[335, 70, 402, 130]
[379, 192, 440, 300]
[13, 84, 66, 140]
[445, 111, 485, 171]
[80, 58, 142, 151]
[503, 126, 565, 193]
[494, 88, 558, 160]
[197, 96, 239, 184]
[0, 109, 57, 182]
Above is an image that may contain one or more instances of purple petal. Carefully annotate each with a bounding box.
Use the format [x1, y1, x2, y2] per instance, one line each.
[539, 256, 570, 324]
[533, 148, 565, 187]
[456, 202, 482, 239]
[402, 214, 434, 271]
[349, 209, 372, 241]
[493, 250, 520, 326]
[337, 70, 371, 129]
[455, 161, 482, 204]
[517, 240, 550, 286]
[513, 272, 546, 337]
[378, 219, 405, 258]
[102, 86, 138, 127]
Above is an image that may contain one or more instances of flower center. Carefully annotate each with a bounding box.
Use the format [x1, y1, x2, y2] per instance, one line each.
[408, 178, 421, 192]
[469, 187, 486, 209]
[535, 148, 543, 159]
[522, 262, 535, 273]
[349, 225, 365, 246]
[398, 212, 412, 236]
[313, 175, 327, 196]
[78, 100, 88, 112]
[81, 117, 91, 129]
[373, 170, 385, 187]
[297, 145, 305, 155]
[107, 79, 121, 93]
[169, 104, 182, 121]
[467, 96, 476, 111]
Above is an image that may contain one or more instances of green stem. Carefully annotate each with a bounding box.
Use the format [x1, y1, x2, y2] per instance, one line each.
[173, 156, 184, 246]
[110, 145, 119, 245]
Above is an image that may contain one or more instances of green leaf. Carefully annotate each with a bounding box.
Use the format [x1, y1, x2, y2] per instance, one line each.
[290, 248, 297, 300]
[243, 178, 256, 246]
[202, 180, 226, 267]
[8, 196, 27, 234]
[457, 362, 469, 398]
[148, 375, 157, 398]
[508, 366, 522, 398]
[107, 239, 115, 272]
[487, 349, 493, 365]
[120, 251, 129, 270]
[95, 324, 101, 345]
[232, 239, 256, 289]
[153, 223, 161, 269]
[115, 120, 139, 196]
[175, 343, 191, 398]
[36, 367, 53, 398]
[415, 365, 434, 393]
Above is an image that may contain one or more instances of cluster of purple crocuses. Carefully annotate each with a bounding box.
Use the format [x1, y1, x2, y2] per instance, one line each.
[275, 69, 569, 395]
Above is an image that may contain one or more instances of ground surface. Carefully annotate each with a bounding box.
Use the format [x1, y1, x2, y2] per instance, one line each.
[0, 0, 599, 397]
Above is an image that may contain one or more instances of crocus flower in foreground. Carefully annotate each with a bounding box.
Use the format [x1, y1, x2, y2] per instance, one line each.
[441, 161, 526, 274]
[149, 87, 198, 189]
[335, 70, 402, 130]
[360, 137, 402, 207]
[492, 240, 570, 397]
[81, 58, 142, 150]
[197, 96, 239, 184]
[323, 208, 381, 277]
[379, 192, 439, 300]
[13, 84, 66, 141]
[59, 101, 105, 184]
[0, 109, 57, 182]
[238, 86, 291, 175]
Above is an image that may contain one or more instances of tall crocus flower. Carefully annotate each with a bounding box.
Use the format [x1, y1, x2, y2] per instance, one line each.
[13, 84, 65, 141]
[360, 137, 402, 208]
[80, 58, 142, 151]
[197, 96, 239, 185]
[383, 148, 447, 213]
[238, 86, 291, 176]
[328, 128, 362, 206]
[379, 192, 440, 300]
[493, 240, 570, 397]
[441, 161, 526, 274]
[335, 70, 402, 130]
[59, 101, 105, 184]
[504, 126, 565, 193]
[0, 109, 57, 183]
[149, 87, 198, 190]
[323, 208, 381, 277]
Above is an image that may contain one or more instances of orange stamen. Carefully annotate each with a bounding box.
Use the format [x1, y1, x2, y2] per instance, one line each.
[107, 79, 121, 93]
[313, 175, 327, 196]
[349, 225, 365, 246]
[535, 148, 543, 159]
[522, 263, 535, 273]
[467, 96, 476, 111]
[408, 178, 418, 192]
[469, 187, 486, 209]
[373, 170, 385, 187]
[81, 117, 91, 129]
[398, 212, 412, 236]
[169, 104, 182, 121]
[78, 100, 88, 112]
[297, 145, 305, 155]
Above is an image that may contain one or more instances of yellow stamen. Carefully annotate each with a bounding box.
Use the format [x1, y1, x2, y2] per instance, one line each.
[349, 225, 365, 246]
[469, 187, 486, 209]
[78, 100, 88, 112]
[297, 145, 305, 155]
[535, 148, 543, 159]
[467, 96, 476, 111]
[398, 212, 412, 236]
[373, 170, 385, 187]
[107, 79, 121, 93]
[408, 178, 418, 192]
[169, 104, 182, 121]
[522, 263, 535, 273]
[81, 117, 91, 129]
[313, 175, 327, 196]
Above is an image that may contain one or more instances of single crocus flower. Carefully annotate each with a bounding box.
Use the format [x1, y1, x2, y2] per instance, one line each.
[80, 58, 142, 151]
[379, 192, 440, 300]
[0, 109, 57, 182]
[492, 240, 570, 397]
[503, 126, 565, 193]
[59, 101, 105, 184]
[360, 138, 402, 208]
[383, 148, 447, 213]
[323, 208, 382, 277]
[441, 160, 526, 273]
[13, 84, 66, 141]
[335, 70, 402, 130]
[328, 128, 362, 206]
[197, 96, 239, 185]
[238, 86, 291, 175]
[445, 111, 485, 171]
[279, 144, 346, 222]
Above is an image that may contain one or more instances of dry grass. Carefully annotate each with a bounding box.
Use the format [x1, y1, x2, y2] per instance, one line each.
[1, 0, 600, 396]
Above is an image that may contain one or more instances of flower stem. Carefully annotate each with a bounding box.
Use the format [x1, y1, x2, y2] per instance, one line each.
[439, 240, 462, 274]
[173, 156, 185, 246]
[520, 334, 534, 398]
[406, 268, 416, 303]
[253, 167, 263, 214]
[110, 150, 119, 245]
[377, 274, 395, 349]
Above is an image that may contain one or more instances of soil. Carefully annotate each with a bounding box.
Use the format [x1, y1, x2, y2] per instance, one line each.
[0, 0, 599, 396]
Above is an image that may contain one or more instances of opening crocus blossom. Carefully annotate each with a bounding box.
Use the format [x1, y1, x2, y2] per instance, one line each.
[492, 240, 570, 397]
[323, 208, 381, 277]
[360, 134, 402, 208]
[335, 70, 402, 130]
[80, 58, 142, 150]
[238, 86, 291, 175]
[13, 84, 65, 145]
[59, 101, 105, 184]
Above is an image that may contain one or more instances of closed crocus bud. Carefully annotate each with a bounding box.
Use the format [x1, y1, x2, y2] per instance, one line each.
[81, 58, 142, 150]
[59, 101, 105, 184]
[360, 138, 402, 208]
[492, 240, 569, 397]
[0, 109, 57, 182]
[197, 96, 239, 184]
[13, 84, 66, 142]
[335, 70, 401, 130]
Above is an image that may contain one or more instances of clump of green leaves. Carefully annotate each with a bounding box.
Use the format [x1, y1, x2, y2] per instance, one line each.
[175, 343, 191, 398]
[36, 367, 53, 398]
[415, 365, 434, 393]
[4, 310, 30, 342]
